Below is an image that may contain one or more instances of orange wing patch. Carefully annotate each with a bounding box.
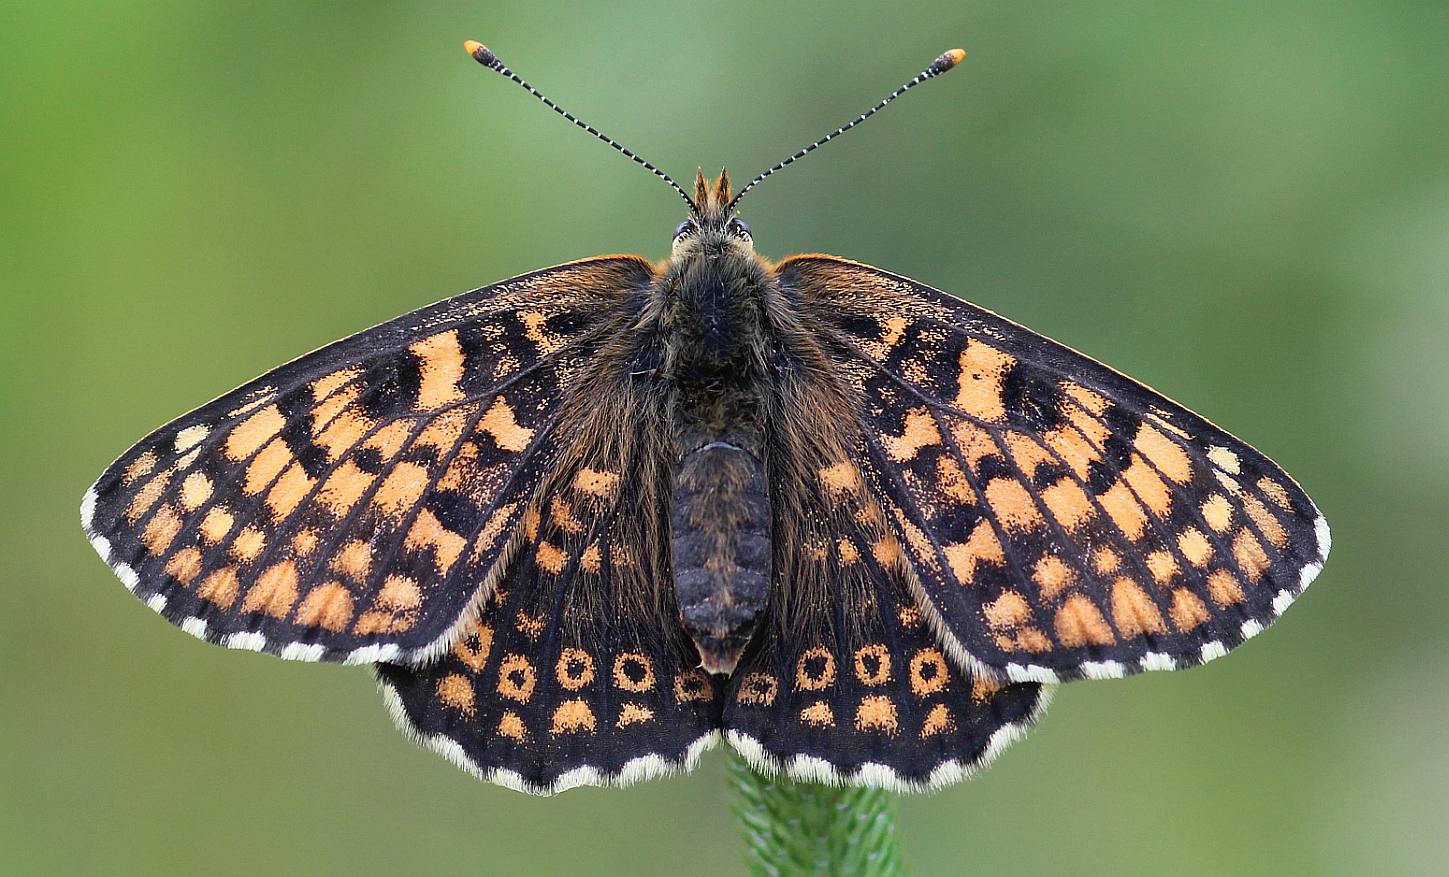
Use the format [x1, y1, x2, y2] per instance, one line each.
[952, 340, 1014, 422]
[410, 331, 467, 409]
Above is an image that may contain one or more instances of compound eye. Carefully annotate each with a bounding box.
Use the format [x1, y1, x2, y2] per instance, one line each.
[673, 219, 698, 241]
[728, 217, 751, 239]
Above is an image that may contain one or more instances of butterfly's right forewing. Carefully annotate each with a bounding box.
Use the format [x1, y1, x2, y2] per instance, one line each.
[83, 257, 656, 665]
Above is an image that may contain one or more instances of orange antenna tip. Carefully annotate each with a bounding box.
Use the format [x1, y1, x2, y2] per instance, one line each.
[932, 48, 967, 74]
[727, 46, 971, 209]
[463, 40, 497, 66]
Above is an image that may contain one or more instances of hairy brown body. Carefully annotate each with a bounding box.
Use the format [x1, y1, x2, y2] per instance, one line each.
[656, 171, 784, 673]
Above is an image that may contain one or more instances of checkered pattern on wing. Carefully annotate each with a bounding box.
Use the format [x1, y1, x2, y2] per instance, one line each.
[81, 257, 656, 664]
[780, 255, 1329, 683]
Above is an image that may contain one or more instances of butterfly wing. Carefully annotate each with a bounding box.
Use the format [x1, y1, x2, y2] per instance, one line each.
[82, 256, 656, 664]
[720, 341, 1046, 790]
[377, 332, 721, 794]
[721, 466, 1047, 790]
[778, 255, 1330, 683]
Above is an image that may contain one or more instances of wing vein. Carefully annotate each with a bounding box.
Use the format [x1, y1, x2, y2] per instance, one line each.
[138, 372, 381, 582]
[113, 363, 380, 546]
[420, 410, 570, 641]
[1055, 393, 1264, 589]
[825, 326, 1260, 603]
[829, 329, 1212, 657]
[817, 329, 1041, 605]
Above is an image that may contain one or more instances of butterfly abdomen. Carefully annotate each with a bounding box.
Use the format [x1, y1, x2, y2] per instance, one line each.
[670, 438, 770, 674]
[654, 225, 781, 673]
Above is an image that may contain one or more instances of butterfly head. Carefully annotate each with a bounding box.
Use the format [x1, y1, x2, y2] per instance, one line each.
[672, 169, 752, 261]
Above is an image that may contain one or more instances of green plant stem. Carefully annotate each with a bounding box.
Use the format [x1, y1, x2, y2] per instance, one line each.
[726, 748, 906, 877]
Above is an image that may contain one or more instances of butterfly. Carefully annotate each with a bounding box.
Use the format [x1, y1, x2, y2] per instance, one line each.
[81, 41, 1329, 795]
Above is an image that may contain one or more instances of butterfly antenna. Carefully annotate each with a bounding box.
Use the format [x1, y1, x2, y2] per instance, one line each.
[727, 48, 967, 211]
[464, 40, 697, 211]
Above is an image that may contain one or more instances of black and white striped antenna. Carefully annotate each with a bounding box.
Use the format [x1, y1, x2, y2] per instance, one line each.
[464, 40, 698, 211]
[464, 41, 967, 215]
[728, 48, 966, 211]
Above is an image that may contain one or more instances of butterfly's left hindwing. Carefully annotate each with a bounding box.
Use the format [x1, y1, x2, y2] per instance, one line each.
[375, 460, 723, 793]
[781, 255, 1329, 684]
[82, 257, 656, 664]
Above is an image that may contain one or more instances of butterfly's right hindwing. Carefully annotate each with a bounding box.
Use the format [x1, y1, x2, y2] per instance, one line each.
[378, 324, 722, 794]
[82, 256, 656, 665]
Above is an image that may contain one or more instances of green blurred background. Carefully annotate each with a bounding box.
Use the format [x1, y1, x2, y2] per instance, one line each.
[4, 1, 1446, 874]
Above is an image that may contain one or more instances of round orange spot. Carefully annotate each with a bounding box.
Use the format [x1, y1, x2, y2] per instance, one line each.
[794, 647, 836, 691]
[921, 703, 955, 737]
[970, 675, 1004, 703]
[737, 673, 779, 706]
[435, 673, 475, 715]
[555, 647, 595, 690]
[496, 654, 536, 702]
[674, 670, 712, 703]
[612, 653, 655, 692]
[451, 619, 493, 672]
[550, 699, 598, 735]
[497, 711, 526, 741]
[294, 581, 355, 633]
[616, 702, 654, 728]
[574, 467, 620, 497]
[1169, 588, 1210, 632]
[800, 701, 835, 728]
[514, 610, 545, 639]
[909, 648, 949, 696]
[853, 644, 892, 686]
[1054, 594, 1116, 647]
[854, 695, 900, 735]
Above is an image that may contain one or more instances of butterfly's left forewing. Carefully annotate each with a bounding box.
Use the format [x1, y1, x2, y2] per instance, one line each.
[82, 256, 655, 664]
[781, 255, 1329, 684]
